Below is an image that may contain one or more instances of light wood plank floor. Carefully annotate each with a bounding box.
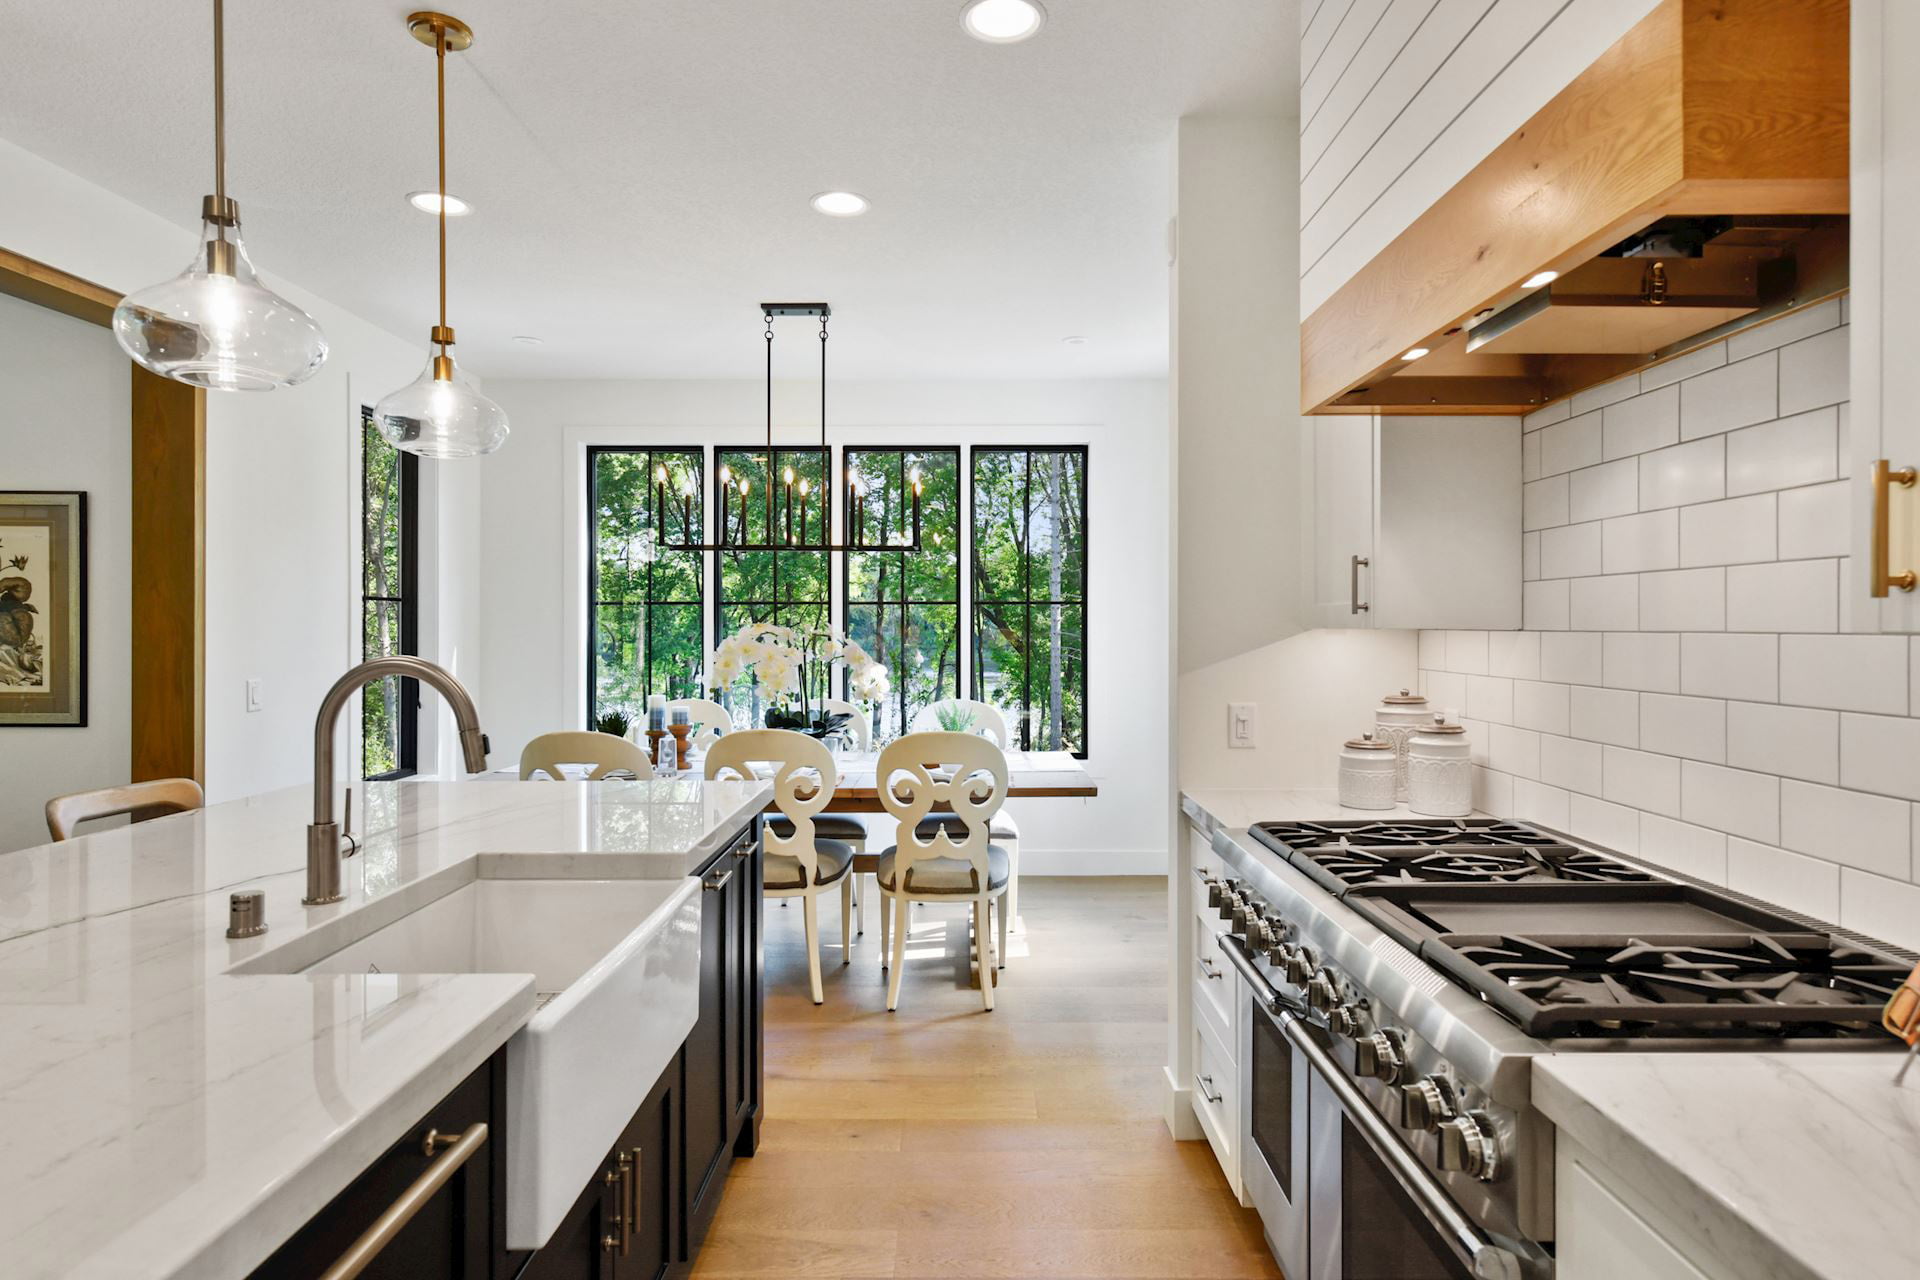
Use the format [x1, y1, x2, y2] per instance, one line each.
[690, 876, 1282, 1279]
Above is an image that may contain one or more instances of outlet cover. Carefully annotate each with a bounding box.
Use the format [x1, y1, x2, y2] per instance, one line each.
[245, 678, 263, 713]
[1229, 702, 1256, 749]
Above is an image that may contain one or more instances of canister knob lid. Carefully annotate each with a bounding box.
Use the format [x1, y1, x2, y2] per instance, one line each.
[1344, 731, 1393, 750]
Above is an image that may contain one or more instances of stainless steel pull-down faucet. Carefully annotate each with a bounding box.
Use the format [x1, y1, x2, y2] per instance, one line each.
[305, 656, 489, 905]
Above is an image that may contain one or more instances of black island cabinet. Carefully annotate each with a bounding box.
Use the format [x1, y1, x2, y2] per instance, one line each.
[249, 821, 762, 1280]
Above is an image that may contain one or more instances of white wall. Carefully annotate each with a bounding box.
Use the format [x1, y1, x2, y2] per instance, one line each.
[1419, 303, 1920, 952]
[0, 293, 130, 852]
[479, 377, 1170, 873]
[1299, 0, 1660, 317]
[0, 139, 485, 824]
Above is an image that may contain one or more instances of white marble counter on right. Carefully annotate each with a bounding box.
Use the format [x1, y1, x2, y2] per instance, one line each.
[1535, 1051, 1918, 1280]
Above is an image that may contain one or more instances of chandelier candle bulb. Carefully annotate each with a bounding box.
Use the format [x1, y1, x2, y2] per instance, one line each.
[797, 478, 810, 545]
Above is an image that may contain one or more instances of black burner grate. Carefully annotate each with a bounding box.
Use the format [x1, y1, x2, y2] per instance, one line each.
[1248, 819, 1658, 895]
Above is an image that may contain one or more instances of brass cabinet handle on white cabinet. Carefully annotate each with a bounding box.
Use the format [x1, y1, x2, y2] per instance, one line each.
[1351, 555, 1371, 614]
[1871, 459, 1917, 597]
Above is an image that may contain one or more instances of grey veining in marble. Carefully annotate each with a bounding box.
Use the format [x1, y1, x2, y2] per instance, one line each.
[0, 777, 770, 1280]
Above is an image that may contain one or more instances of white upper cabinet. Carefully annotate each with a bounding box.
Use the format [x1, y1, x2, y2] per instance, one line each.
[1302, 415, 1522, 630]
[1850, 0, 1920, 633]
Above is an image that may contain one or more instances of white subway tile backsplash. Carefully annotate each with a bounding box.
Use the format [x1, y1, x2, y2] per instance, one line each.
[1840, 869, 1920, 952]
[1603, 632, 1680, 693]
[1445, 630, 1490, 675]
[1727, 838, 1840, 919]
[1570, 794, 1641, 853]
[1637, 436, 1725, 511]
[1523, 475, 1569, 531]
[1913, 639, 1919, 717]
[1679, 493, 1777, 566]
[1640, 341, 1726, 392]
[1459, 717, 1492, 767]
[1488, 631, 1541, 680]
[1680, 633, 1779, 702]
[1473, 766, 1514, 819]
[1777, 481, 1851, 560]
[1603, 384, 1679, 461]
[1602, 509, 1679, 574]
[1522, 531, 1541, 580]
[1680, 761, 1780, 844]
[1572, 374, 1641, 417]
[1513, 680, 1571, 735]
[1523, 399, 1572, 432]
[1540, 523, 1602, 578]
[1603, 747, 1681, 817]
[1725, 559, 1838, 633]
[1680, 351, 1777, 440]
[1521, 430, 1542, 483]
[1725, 702, 1839, 785]
[1725, 298, 1840, 361]
[1778, 325, 1848, 415]
[1780, 780, 1911, 878]
[1540, 631, 1604, 685]
[1539, 733, 1604, 796]
[1466, 675, 1514, 725]
[1523, 579, 1570, 631]
[1513, 779, 1571, 829]
[1638, 814, 1728, 883]
[1571, 685, 1638, 747]
[1639, 693, 1727, 764]
[1423, 669, 1468, 712]
[1487, 723, 1540, 779]
[1419, 629, 1446, 671]
[1570, 574, 1639, 631]
[1539, 412, 1603, 477]
[1840, 713, 1920, 802]
[1639, 567, 1726, 632]
[1778, 635, 1911, 715]
[1568, 459, 1638, 524]
[1726, 407, 1838, 496]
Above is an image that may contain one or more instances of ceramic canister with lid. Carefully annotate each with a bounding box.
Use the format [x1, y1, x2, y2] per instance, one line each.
[1407, 714, 1472, 817]
[1374, 688, 1430, 802]
[1337, 732, 1398, 811]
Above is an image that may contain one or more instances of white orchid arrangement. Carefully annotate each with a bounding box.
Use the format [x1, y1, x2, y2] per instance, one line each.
[709, 621, 890, 713]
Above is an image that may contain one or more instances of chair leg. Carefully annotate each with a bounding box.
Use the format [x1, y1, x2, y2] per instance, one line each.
[1004, 839, 1021, 934]
[997, 889, 1009, 969]
[853, 869, 865, 936]
[839, 875, 853, 963]
[886, 897, 907, 1011]
[802, 892, 824, 1005]
[879, 885, 891, 967]
[973, 896, 994, 1012]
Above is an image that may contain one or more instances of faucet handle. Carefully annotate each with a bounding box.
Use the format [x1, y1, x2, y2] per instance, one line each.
[342, 787, 359, 858]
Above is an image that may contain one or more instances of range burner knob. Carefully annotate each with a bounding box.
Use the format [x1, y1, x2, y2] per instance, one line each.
[1231, 899, 1260, 936]
[1216, 882, 1242, 920]
[1254, 919, 1291, 965]
[1436, 1111, 1501, 1182]
[1206, 878, 1225, 909]
[1283, 946, 1317, 986]
[1306, 968, 1340, 1013]
[1353, 1029, 1406, 1083]
[1326, 1004, 1362, 1038]
[1399, 1075, 1458, 1132]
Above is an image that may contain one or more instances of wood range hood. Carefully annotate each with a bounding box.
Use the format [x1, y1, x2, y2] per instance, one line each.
[1302, 0, 1849, 416]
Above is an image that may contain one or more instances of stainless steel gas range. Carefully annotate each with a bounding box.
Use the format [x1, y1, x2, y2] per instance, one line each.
[1200, 817, 1908, 1280]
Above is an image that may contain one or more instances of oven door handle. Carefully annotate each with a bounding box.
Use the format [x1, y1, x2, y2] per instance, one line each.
[1279, 1013, 1522, 1280]
[1216, 933, 1306, 1019]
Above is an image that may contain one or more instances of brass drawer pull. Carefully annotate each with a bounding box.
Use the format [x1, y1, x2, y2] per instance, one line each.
[1871, 459, 1918, 597]
[703, 864, 736, 892]
[1194, 1072, 1223, 1105]
[1197, 956, 1223, 980]
[317, 1122, 488, 1280]
[1351, 554, 1371, 614]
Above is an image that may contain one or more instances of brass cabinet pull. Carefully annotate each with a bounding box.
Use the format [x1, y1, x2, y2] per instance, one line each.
[628, 1147, 644, 1252]
[317, 1123, 488, 1280]
[1196, 956, 1223, 980]
[1871, 459, 1918, 597]
[1351, 554, 1371, 614]
[703, 864, 736, 892]
[600, 1151, 632, 1255]
[1194, 1072, 1223, 1105]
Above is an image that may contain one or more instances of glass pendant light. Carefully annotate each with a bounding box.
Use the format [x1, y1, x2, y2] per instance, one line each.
[374, 12, 508, 458]
[112, 0, 328, 391]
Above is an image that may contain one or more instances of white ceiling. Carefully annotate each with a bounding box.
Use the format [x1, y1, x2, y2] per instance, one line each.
[0, 1, 1293, 381]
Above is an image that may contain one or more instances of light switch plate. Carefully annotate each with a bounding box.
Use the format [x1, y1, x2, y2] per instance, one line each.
[245, 678, 263, 713]
[1228, 702, 1256, 749]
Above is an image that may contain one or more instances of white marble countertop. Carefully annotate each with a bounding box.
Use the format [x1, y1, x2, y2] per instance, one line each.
[1180, 784, 1485, 834]
[1537, 1053, 1918, 1280]
[0, 777, 771, 1280]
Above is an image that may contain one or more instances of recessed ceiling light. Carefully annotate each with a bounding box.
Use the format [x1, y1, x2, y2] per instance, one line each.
[810, 191, 870, 217]
[962, 0, 1046, 44]
[1522, 270, 1559, 289]
[1061, 335, 1089, 346]
[408, 190, 471, 216]
[1401, 347, 1430, 361]
[512, 335, 544, 347]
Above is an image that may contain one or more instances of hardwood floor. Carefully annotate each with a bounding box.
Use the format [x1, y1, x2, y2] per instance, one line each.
[691, 876, 1281, 1279]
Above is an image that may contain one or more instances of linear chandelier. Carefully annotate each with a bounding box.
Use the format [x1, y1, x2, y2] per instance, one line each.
[643, 303, 922, 556]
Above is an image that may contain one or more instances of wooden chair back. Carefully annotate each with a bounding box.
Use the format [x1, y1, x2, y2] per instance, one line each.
[46, 778, 205, 842]
[704, 729, 837, 882]
[875, 731, 1008, 894]
[666, 698, 734, 751]
[815, 697, 871, 751]
[518, 731, 656, 781]
[909, 698, 1013, 750]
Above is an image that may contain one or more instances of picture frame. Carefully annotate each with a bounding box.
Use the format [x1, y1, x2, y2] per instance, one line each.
[0, 491, 86, 727]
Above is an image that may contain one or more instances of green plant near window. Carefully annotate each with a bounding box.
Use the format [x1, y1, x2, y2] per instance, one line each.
[595, 709, 632, 739]
[934, 702, 978, 733]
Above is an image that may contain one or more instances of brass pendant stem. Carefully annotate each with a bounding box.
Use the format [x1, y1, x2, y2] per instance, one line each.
[437, 22, 448, 337]
[212, 0, 225, 209]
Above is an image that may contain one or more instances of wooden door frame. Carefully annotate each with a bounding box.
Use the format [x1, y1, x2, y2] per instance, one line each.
[0, 245, 206, 784]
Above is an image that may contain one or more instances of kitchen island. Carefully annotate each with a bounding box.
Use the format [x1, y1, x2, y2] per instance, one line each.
[0, 778, 770, 1280]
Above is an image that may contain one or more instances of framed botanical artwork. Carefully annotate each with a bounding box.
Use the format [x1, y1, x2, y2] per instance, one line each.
[0, 492, 86, 727]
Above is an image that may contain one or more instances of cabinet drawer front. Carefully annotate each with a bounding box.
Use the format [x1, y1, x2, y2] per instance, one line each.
[1193, 915, 1236, 1035]
[1190, 1023, 1239, 1189]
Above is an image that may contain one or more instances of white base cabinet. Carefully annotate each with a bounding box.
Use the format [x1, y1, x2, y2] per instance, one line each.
[1555, 1135, 1736, 1280]
[1302, 414, 1522, 630]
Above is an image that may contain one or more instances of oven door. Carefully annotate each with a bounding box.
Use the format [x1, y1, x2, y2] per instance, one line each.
[1234, 942, 1309, 1279]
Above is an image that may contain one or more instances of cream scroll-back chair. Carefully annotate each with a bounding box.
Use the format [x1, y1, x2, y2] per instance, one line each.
[706, 729, 854, 1005]
[664, 698, 735, 752]
[46, 778, 205, 842]
[519, 731, 655, 780]
[908, 698, 1023, 932]
[874, 731, 1011, 1012]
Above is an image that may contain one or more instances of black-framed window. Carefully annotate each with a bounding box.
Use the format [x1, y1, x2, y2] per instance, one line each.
[589, 446, 706, 727]
[362, 406, 418, 779]
[971, 446, 1088, 757]
[713, 446, 829, 724]
[843, 447, 960, 743]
